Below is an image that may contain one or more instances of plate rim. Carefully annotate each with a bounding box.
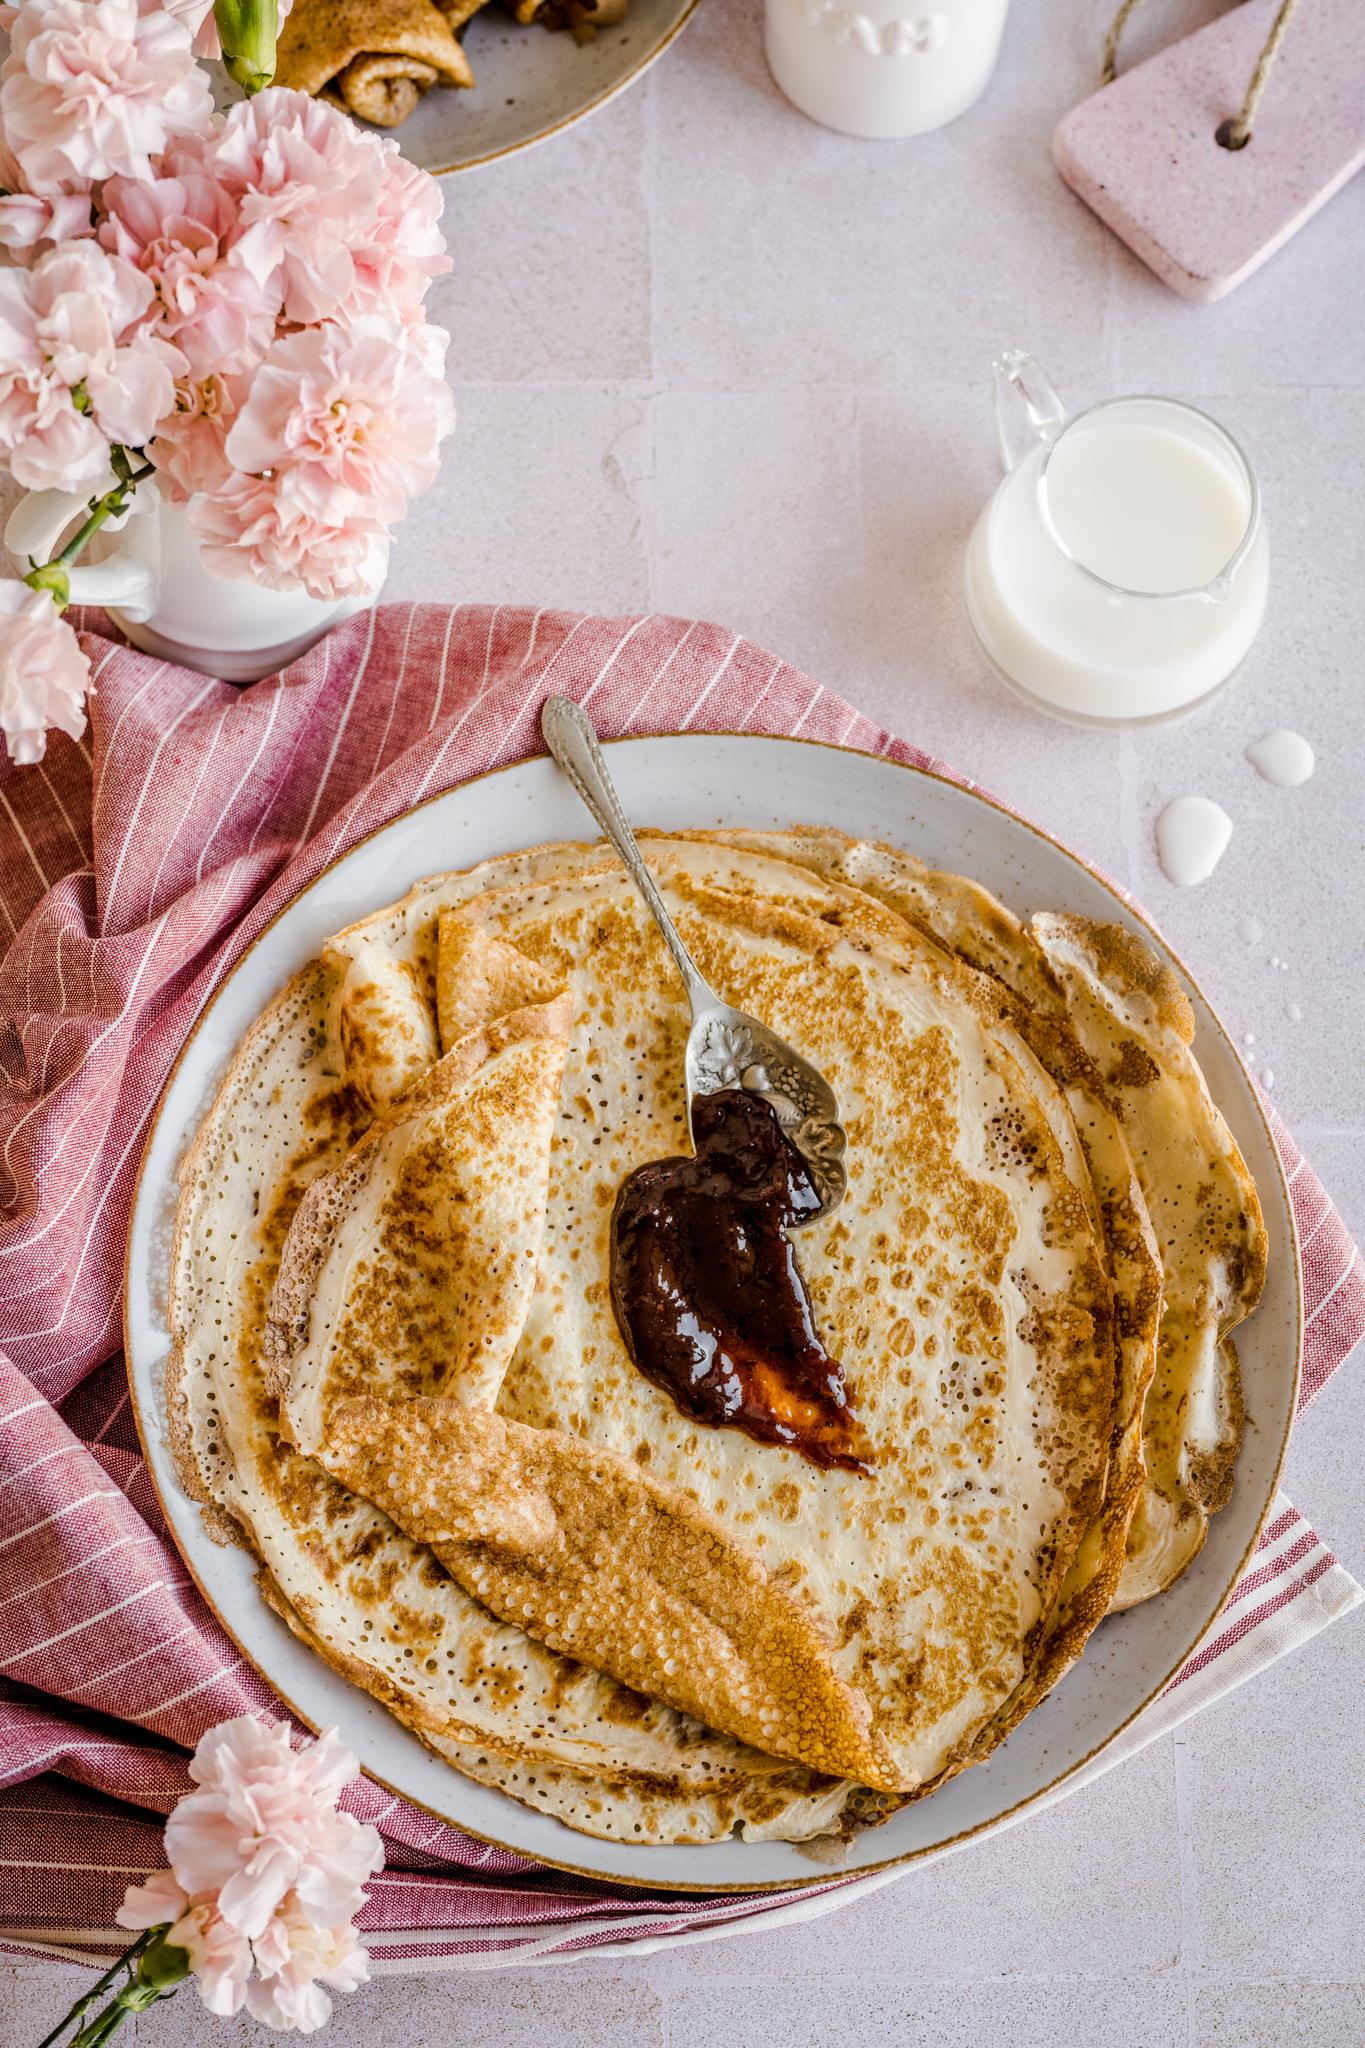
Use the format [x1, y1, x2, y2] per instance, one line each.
[417, 0, 700, 177]
[124, 731, 1304, 1895]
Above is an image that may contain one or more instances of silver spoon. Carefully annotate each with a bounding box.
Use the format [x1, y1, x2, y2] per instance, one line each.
[539, 695, 847, 1221]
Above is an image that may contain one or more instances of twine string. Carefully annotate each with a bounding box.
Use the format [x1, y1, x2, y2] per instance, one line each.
[1102, 0, 1304, 147]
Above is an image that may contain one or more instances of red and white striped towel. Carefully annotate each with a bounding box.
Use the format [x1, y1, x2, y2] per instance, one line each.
[0, 605, 1360, 1971]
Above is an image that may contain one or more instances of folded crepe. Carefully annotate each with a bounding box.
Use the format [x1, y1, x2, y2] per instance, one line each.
[277, 0, 475, 126]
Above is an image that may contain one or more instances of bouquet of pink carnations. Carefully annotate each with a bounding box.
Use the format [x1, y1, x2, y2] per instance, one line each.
[0, 0, 455, 764]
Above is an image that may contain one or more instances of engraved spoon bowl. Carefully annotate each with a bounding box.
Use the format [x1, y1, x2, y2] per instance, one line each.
[539, 695, 848, 1220]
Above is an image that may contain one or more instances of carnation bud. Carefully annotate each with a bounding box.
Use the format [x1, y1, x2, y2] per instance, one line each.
[214, 0, 279, 94]
[136, 1931, 193, 1994]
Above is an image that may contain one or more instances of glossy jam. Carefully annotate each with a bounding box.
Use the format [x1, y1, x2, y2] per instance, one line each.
[610, 1089, 865, 1471]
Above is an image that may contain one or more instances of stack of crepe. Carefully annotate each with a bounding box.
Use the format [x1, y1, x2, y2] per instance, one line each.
[167, 827, 1266, 1846]
[277, 0, 630, 129]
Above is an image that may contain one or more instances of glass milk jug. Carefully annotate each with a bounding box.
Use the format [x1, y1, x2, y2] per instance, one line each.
[964, 351, 1269, 726]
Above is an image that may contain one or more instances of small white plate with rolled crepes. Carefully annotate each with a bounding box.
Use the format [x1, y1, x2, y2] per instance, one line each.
[274, 0, 698, 174]
[126, 736, 1300, 1892]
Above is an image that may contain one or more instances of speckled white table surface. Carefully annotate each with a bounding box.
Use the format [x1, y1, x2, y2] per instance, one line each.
[6, 1, 1364, 2042]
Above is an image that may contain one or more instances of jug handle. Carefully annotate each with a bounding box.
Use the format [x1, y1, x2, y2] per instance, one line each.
[992, 350, 1068, 473]
[4, 486, 157, 617]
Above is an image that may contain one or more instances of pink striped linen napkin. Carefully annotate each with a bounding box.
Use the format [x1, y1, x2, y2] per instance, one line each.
[0, 604, 1360, 1974]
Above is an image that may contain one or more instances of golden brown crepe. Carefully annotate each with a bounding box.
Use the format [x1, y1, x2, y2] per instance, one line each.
[168, 825, 1263, 1847]
[276, 0, 474, 126]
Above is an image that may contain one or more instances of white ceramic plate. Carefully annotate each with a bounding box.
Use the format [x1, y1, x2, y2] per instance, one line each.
[371, 0, 697, 176]
[126, 738, 1301, 1893]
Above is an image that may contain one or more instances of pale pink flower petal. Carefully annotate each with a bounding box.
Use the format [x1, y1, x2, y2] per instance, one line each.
[0, 241, 179, 488]
[149, 369, 243, 504]
[1, 0, 214, 191]
[86, 338, 180, 447]
[5, 398, 110, 492]
[224, 317, 453, 527]
[191, 469, 390, 603]
[100, 171, 278, 374]
[246, 1906, 369, 2036]
[0, 140, 93, 262]
[115, 1867, 189, 1932]
[208, 88, 387, 326]
[348, 144, 451, 327]
[0, 582, 89, 764]
[164, 1718, 383, 1943]
[167, 1902, 254, 2019]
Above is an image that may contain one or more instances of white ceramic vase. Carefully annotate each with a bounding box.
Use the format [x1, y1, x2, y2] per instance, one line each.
[4, 481, 375, 683]
[764, 0, 1009, 139]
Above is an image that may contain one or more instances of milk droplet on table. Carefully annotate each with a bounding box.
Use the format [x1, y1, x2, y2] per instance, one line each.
[1246, 729, 1315, 787]
[1156, 796, 1233, 887]
[1237, 914, 1264, 946]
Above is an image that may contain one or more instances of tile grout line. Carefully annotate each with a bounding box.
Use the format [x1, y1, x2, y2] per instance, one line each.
[1173, 1730, 1204, 2048]
[1117, 727, 1147, 899]
[644, 65, 661, 615]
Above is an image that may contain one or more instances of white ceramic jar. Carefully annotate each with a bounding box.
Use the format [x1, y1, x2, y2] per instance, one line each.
[5, 481, 374, 682]
[764, 0, 1009, 140]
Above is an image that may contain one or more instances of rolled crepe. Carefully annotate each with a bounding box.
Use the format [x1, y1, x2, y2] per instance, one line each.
[277, 0, 474, 126]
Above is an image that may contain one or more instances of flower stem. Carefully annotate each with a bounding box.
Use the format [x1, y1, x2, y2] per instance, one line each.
[215, 0, 279, 92]
[22, 454, 155, 613]
[35, 1932, 153, 2048]
[39, 1928, 190, 2048]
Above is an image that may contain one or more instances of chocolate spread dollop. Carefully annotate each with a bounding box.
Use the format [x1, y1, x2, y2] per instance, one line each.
[609, 1088, 865, 1471]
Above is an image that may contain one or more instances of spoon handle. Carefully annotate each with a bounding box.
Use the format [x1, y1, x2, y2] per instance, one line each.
[540, 696, 716, 1015]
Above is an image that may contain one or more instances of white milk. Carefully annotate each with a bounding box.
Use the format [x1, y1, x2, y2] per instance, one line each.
[1045, 423, 1248, 594]
[965, 393, 1269, 725]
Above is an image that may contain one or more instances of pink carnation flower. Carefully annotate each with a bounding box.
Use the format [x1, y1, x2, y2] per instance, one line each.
[192, 467, 391, 602]
[208, 88, 388, 326]
[0, 0, 213, 190]
[0, 140, 93, 264]
[349, 144, 451, 328]
[0, 582, 90, 764]
[116, 1719, 380, 2036]
[100, 172, 277, 374]
[246, 1899, 370, 2034]
[0, 239, 182, 490]
[164, 1718, 383, 1942]
[225, 317, 454, 525]
[149, 368, 244, 504]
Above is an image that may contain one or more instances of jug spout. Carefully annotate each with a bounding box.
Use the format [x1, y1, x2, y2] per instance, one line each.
[993, 350, 1068, 474]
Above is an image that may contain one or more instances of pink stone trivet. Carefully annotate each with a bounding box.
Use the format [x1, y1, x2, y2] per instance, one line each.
[1053, 0, 1365, 301]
